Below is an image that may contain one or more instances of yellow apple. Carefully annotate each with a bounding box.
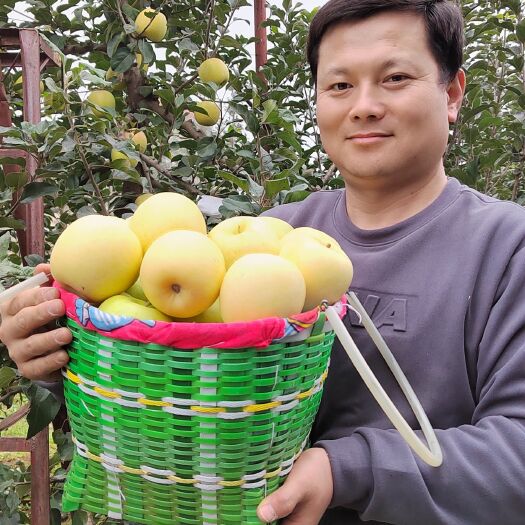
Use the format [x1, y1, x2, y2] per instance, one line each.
[134, 193, 152, 207]
[185, 297, 223, 323]
[135, 8, 167, 42]
[13, 76, 45, 94]
[111, 148, 138, 168]
[194, 101, 220, 126]
[198, 58, 229, 85]
[125, 278, 148, 302]
[99, 294, 172, 322]
[121, 129, 147, 152]
[135, 53, 149, 73]
[87, 90, 115, 117]
[220, 254, 306, 322]
[140, 230, 225, 318]
[131, 130, 147, 153]
[105, 69, 125, 90]
[256, 216, 294, 240]
[208, 216, 281, 269]
[279, 227, 353, 311]
[50, 215, 142, 303]
[129, 192, 207, 251]
[43, 92, 65, 111]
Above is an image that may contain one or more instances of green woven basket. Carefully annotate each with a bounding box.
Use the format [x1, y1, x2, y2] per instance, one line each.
[61, 314, 335, 525]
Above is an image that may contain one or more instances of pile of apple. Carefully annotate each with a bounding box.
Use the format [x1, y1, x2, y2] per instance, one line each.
[49, 193, 353, 323]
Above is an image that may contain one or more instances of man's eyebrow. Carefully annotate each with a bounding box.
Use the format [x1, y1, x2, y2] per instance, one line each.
[324, 58, 417, 76]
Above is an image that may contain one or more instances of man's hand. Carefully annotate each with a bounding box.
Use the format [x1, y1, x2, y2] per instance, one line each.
[257, 447, 333, 525]
[0, 263, 71, 381]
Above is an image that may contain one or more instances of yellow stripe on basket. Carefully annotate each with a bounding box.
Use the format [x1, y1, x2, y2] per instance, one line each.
[65, 367, 328, 415]
[93, 386, 121, 399]
[66, 369, 82, 384]
[138, 398, 171, 407]
[296, 387, 315, 400]
[86, 451, 102, 463]
[244, 401, 281, 413]
[120, 465, 146, 475]
[190, 406, 225, 414]
[167, 475, 197, 485]
[73, 436, 292, 487]
[264, 467, 282, 478]
[219, 479, 245, 487]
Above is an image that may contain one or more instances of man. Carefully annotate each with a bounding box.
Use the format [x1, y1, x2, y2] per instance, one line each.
[253, 1, 525, 524]
[1, 1, 525, 524]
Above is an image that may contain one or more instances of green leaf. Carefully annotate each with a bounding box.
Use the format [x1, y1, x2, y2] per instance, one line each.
[0, 367, 16, 388]
[110, 46, 135, 74]
[229, 102, 260, 134]
[261, 99, 278, 123]
[156, 89, 175, 105]
[25, 383, 61, 439]
[0, 232, 10, 260]
[265, 177, 290, 198]
[517, 19, 525, 43]
[121, 3, 139, 20]
[52, 429, 74, 462]
[217, 170, 249, 192]
[277, 130, 302, 152]
[246, 174, 264, 198]
[107, 33, 123, 58]
[44, 77, 61, 93]
[138, 39, 155, 64]
[219, 35, 242, 49]
[61, 134, 76, 153]
[196, 140, 217, 158]
[0, 156, 25, 167]
[20, 182, 59, 203]
[80, 70, 109, 86]
[220, 195, 259, 217]
[0, 217, 25, 230]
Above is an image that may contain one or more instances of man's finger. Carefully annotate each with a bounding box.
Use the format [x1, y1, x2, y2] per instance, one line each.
[7, 298, 65, 339]
[18, 348, 70, 380]
[14, 326, 72, 364]
[33, 263, 51, 277]
[5, 286, 59, 317]
[257, 483, 301, 523]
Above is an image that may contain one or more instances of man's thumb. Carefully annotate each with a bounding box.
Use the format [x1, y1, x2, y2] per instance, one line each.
[257, 485, 300, 523]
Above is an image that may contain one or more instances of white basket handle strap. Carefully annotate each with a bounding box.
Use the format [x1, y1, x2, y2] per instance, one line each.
[325, 292, 443, 467]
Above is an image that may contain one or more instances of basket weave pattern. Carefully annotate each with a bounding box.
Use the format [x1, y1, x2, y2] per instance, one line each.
[62, 317, 334, 524]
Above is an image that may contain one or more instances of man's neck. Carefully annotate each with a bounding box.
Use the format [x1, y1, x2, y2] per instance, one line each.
[344, 170, 448, 230]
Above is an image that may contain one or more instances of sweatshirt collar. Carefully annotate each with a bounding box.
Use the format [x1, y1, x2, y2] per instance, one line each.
[333, 177, 462, 246]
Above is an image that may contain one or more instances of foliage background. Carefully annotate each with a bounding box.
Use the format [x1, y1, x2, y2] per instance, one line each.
[0, 0, 523, 523]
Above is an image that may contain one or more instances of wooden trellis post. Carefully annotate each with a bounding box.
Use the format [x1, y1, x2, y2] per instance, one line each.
[0, 27, 61, 525]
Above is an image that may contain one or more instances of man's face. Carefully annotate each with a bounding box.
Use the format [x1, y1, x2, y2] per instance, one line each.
[315, 11, 464, 187]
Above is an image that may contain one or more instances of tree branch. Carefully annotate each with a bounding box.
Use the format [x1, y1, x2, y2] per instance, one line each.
[322, 163, 337, 185]
[139, 153, 200, 196]
[62, 43, 107, 55]
[123, 67, 204, 140]
[203, 0, 216, 59]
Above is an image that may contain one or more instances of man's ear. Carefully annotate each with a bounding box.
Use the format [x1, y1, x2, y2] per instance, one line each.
[447, 69, 466, 124]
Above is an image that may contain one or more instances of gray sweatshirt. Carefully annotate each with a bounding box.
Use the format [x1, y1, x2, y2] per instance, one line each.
[262, 177, 525, 525]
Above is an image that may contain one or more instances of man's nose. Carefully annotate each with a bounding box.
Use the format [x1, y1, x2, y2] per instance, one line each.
[347, 85, 385, 121]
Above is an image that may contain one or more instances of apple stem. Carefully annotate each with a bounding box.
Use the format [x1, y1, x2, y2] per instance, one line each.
[172, 284, 181, 294]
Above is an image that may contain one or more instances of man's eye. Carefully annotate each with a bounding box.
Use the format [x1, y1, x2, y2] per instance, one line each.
[387, 75, 408, 82]
[333, 82, 351, 91]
